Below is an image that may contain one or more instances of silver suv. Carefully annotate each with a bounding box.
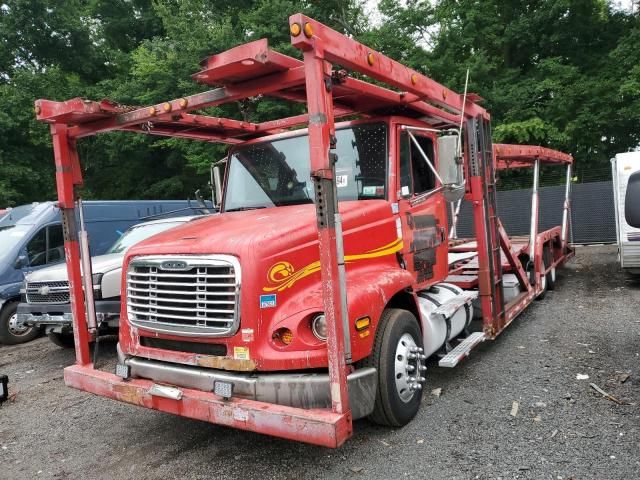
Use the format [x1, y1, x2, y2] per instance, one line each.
[16, 216, 203, 347]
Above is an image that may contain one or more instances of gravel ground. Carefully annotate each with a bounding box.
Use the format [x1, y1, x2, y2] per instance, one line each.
[1, 245, 638, 480]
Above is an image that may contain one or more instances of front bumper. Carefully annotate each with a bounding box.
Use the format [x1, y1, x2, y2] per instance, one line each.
[117, 345, 377, 420]
[64, 363, 352, 448]
[17, 300, 120, 332]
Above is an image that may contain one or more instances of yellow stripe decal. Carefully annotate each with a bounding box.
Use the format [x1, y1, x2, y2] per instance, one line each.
[263, 238, 404, 292]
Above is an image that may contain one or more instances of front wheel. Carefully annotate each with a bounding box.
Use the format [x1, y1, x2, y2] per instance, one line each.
[0, 301, 40, 344]
[364, 308, 425, 427]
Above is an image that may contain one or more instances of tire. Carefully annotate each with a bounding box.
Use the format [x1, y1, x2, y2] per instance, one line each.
[536, 257, 548, 300]
[364, 308, 425, 427]
[48, 332, 75, 348]
[543, 245, 556, 291]
[0, 301, 40, 344]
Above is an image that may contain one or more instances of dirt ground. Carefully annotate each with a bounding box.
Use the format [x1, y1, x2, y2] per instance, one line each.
[0, 245, 638, 480]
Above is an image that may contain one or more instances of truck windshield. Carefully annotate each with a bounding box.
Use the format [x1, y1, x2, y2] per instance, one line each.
[107, 220, 185, 254]
[224, 122, 388, 211]
[0, 224, 31, 263]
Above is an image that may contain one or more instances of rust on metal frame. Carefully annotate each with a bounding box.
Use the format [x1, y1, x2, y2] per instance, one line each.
[494, 143, 573, 170]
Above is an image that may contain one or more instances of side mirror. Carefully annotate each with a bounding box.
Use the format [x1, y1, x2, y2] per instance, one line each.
[14, 255, 28, 269]
[437, 134, 465, 202]
[625, 170, 640, 228]
[211, 160, 226, 209]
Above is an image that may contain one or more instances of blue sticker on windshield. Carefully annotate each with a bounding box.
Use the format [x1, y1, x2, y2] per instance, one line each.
[260, 294, 276, 309]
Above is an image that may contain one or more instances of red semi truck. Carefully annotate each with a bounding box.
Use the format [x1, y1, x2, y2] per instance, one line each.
[35, 14, 573, 447]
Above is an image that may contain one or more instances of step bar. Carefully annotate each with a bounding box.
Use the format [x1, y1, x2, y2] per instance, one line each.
[438, 332, 486, 368]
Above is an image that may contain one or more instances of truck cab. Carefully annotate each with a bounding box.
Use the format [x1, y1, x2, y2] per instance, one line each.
[118, 116, 468, 423]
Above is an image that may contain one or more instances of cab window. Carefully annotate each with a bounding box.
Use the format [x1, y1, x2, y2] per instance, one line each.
[26, 224, 65, 267]
[399, 132, 437, 196]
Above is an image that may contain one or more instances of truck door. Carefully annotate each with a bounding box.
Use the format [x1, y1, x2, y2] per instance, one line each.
[396, 127, 449, 288]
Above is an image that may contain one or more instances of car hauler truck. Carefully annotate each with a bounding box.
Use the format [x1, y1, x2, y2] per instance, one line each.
[34, 14, 574, 447]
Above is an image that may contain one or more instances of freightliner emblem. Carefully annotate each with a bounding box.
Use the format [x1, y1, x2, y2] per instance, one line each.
[161, 260, 189, 271]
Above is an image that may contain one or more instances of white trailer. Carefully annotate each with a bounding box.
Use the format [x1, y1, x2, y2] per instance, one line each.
[612, 152, 640, 275]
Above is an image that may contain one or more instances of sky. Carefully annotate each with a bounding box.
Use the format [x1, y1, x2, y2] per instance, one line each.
[364, 0, 638, 21]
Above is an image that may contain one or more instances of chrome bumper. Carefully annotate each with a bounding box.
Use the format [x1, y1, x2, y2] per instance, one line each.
[17, 301, 120, 330]
[117, 345, 377, 420]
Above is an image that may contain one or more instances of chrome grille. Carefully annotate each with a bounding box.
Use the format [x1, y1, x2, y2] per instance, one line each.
[26, 281, 70, 304]
[126, 255, 240, 337]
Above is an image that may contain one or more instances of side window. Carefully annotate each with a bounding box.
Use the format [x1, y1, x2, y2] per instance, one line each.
[46, 224, 65, 264]
[399, 132, 437, 196]
[26, 228, 47, 266]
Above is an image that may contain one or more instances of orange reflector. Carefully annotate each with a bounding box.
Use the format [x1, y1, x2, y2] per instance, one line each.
[411, 73, 418, 85]
[178, 98, 188, 109]
[355, 316, 371, 331]
[290, 23, 302, 37]
[367, 52, 375, 66]
[274, 328, 293, 345]
[303, 22, 313, 38]
[162, 102, 172, 112]
[34, 105, 41, 115]
[148, 106, 157, 116]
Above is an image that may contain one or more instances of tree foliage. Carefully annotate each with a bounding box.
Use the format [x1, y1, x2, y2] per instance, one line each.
[0, 0, 638, 206]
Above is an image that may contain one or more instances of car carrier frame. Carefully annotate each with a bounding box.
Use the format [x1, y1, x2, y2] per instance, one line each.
[35, 14, 573, 447]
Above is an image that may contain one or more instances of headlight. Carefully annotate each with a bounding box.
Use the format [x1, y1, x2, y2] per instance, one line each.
[311, 313, 327, 341]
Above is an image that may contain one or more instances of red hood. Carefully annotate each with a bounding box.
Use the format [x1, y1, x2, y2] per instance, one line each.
[126, 200, 392, 262]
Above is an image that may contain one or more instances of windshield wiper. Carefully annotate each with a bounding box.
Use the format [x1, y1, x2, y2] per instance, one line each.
[224, 206, 268, 212]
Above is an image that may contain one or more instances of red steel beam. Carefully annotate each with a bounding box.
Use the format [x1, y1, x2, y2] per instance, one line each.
[494, 144, 573, 169]
[302, 45, 351, 420]
[193, 38, 301, 85]
[289, 13, 487, 120]
[50, 125, 92, 365]
[36, 67, 307, 138]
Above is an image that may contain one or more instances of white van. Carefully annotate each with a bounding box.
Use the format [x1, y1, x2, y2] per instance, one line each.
[612, 152, 640, 275]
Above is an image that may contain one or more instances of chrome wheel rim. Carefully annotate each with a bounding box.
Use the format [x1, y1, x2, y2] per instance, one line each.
[8, 312, 30, 336]
[394, 333, 426, 403]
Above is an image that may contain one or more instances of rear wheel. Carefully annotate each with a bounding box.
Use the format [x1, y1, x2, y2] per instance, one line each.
[0, 301, 40, 344]
[48, 332, 75, 348]
[543, 245, 556, 290]
[536, 257, 548, 300]
[364, 308, 425, 427]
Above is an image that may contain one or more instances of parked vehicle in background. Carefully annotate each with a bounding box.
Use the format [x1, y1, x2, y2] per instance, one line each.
[17, 215, 207, 347]
[0, 200, 210, 344]
[612, 152, 640, 276]
[625, 170, 640, 229]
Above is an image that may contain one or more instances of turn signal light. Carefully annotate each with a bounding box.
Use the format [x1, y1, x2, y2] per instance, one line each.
[355, 316, 371, 331]
[303, 22, 313, 38]
[274, 328, 293, 345]
[290, 23, 302, 37]
[367, 52, 375, 66]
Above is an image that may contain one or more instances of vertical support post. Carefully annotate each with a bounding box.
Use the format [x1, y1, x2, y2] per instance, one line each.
[51, 125, 91, 366]
[302, 48, 351, 418]
[529, 158, 540, 264]
[561, 164, 572, 249]
[78, 199, 98, 333]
